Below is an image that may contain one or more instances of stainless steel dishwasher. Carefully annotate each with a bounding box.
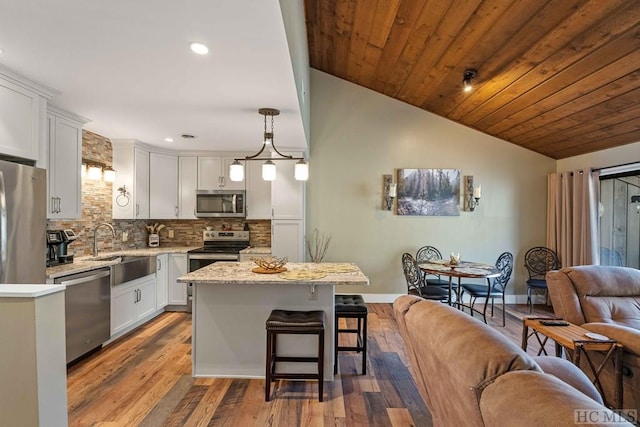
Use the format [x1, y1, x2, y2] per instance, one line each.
[55, 267, 111, 363]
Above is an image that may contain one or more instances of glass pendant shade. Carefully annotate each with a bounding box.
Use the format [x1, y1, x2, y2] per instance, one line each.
[103, 168, 116, 183]
[229, 160, 244, 182]
[294, 159, 309, 181]
[262, 160, 276, 181]
[87, 165, 102, 180]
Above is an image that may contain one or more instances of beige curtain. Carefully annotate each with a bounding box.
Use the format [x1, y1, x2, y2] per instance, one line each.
[546, 170, 600, 267]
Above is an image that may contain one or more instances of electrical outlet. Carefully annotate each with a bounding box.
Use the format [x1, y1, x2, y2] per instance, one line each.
[122, 231, 128, 242]
[168, 229, 174, 238]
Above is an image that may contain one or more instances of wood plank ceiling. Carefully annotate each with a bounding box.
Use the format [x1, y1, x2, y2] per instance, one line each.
[304, 0, 640, 159]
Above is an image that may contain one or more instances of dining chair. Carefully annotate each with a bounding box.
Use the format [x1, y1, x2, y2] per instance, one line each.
[402, 253, 449, 302]
[524, 247, 561, 313]
[415, 246, 450, 287]
[459, 252, 513, 326]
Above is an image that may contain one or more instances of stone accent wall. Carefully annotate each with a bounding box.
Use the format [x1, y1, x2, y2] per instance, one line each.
[48, 130, 271, 257]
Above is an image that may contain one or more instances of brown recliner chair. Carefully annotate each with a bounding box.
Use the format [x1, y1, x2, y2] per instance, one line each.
[393, 295, 626, 426]
[547, 265, 640, 411]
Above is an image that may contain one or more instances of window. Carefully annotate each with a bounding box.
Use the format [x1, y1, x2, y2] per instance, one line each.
[599, 166, 640, 268]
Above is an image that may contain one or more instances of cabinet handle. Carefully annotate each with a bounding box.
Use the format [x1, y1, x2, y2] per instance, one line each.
[57, 197, 62, 213]
[175, 206, 178, 217]
[51, 197, 56, 214]
[157, 258, 162, 270]
[136, 204, 140, 216]
[221, 176, 225, 187]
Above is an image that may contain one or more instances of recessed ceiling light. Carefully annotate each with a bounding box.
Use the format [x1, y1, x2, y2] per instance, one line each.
[0, 48, 4, 55]
[189, 42, 209, 55]
[164, 137, 174, 143]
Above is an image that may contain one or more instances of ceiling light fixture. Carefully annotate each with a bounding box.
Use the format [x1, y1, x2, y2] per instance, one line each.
[164, 137, 174, 143]
[189, 41, 209, 55]
[229, 108, 309, 182]
[462, 69, 478, 92]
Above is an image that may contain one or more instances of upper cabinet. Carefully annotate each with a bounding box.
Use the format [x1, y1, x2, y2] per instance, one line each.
[197, 156, 245, 190]
[47, 106, 88, 219]
[245, 160, 271, 219]
[179, 156, 197, 219]
[271, 153, 305, 220]
[149, 152, 178, 219]
[0, 67, 55, 163]
[112, 141, 150, 219]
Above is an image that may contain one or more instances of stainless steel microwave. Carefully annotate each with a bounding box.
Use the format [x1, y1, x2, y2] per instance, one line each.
[195, 190, 245, 218]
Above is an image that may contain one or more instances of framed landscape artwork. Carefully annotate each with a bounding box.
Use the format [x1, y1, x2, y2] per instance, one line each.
[396, 168, 460, 216]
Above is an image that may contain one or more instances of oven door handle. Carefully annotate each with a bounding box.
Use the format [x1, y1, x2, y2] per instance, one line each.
[188, 254, 239, 261]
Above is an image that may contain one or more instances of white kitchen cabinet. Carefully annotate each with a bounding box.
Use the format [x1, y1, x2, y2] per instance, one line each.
[271, 153, 305, 219]
[245, 160, 272, 219]
[149, 152, 178, 219]
[179, 156, 198, 219]
[156, 254, 169, 309]
[111, 274, 156, 336]
[272, 219, 304, 262]
[197, 156, 245, 190]
[46, 106, 87, 219]
[0, 70, 52, 162]
[112, 141, 150, 219]
[168, 253, 188, 306]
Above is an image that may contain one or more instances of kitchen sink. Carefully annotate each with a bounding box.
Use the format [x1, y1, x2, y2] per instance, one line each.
[88, 255, 157, 285]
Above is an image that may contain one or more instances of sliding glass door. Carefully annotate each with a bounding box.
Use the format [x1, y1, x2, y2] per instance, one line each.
[599, 175, 640, 268]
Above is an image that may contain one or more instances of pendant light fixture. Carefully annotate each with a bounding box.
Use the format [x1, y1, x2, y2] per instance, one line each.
[229, 108, 309, 182]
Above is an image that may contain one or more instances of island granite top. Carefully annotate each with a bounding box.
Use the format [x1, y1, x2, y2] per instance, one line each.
[178, 262, 369, 286]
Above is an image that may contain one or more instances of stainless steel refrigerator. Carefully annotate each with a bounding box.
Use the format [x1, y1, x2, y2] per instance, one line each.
[0, 158, 46, 283]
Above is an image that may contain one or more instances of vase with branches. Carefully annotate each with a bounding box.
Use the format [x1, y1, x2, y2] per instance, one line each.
[305, 229, 331, 263]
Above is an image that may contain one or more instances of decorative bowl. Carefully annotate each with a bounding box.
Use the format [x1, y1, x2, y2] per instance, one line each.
[254, 256, 288, 271]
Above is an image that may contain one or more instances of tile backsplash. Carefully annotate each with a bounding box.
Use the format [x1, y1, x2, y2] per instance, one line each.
[48, 130, 271, 257]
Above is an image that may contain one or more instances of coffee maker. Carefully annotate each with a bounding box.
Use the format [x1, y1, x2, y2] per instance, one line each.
[46, 229, 77, 267]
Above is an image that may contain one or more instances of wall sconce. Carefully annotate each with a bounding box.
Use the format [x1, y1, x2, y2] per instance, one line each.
[632, 195, 640, 214]
[382, 174, 396, 211]
[464, 176, 481, 212]
[82, 158, 116, 183]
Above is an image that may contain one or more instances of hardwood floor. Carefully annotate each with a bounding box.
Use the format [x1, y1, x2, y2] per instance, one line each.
[67, 302, 555, 426]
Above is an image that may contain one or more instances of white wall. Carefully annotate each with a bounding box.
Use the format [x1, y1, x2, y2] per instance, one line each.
[557, 141, 640, 171]
[307, 70, 556, 298]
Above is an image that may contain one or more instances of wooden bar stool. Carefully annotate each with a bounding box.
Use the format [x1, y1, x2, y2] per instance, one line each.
[334, 294, 368, 375]
[265, 309, 325, 402]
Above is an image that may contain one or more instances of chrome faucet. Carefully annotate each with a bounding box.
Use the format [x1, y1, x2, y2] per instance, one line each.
[93, 222, 116, 257]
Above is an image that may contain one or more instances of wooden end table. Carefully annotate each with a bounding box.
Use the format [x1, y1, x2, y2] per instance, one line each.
[521, 317, 623, 409]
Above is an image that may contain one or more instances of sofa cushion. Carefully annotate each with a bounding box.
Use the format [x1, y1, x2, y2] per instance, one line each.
[582, 322, 640, 356]
[563, 266, 640, 329]
[533, 356, 603, 403]
[480, 371, 632, 427]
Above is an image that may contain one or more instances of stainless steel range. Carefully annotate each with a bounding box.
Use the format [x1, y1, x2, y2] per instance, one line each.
[186, 230, 250, 312]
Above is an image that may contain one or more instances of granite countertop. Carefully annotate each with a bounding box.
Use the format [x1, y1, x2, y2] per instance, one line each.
[239, 247, 272, 254]
[46, 246, 199, 279]
[178, 261, 369, 286]
[0, 284, 66, 298]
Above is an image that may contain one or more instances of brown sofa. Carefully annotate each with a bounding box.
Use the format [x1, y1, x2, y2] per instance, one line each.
[547, 265, 640, 412]
[393, 295, 632, 426]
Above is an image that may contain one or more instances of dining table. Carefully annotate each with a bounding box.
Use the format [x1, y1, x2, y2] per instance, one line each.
[418, 259, 500, 316]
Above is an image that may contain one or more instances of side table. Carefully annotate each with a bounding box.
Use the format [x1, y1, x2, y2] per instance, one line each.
[522, 317, 623, 409]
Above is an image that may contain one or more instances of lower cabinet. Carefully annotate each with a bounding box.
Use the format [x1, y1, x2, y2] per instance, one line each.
[156, 254, 169, 309]
[168, 253, 188, 306]
[111, 274, 157, 336]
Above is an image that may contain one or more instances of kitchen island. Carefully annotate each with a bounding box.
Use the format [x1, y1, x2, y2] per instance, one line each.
[178, 262, 369, 380]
